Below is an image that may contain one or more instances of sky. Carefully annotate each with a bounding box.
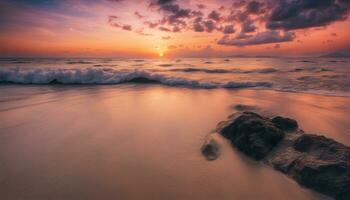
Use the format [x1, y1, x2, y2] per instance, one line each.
[0, 0, 350, 58]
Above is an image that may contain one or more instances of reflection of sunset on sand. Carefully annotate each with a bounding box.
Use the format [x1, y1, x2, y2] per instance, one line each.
[1, 85, 349, 199]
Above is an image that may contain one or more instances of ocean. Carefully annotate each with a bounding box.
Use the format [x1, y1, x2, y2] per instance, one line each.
[0, 57, 349, 96]
[1, 57, 349, 200]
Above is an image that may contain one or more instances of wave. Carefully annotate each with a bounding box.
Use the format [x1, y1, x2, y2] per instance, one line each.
[171, 68, 231, 73]
[0, 67, 273, 89]
[12, 61, 31, 64]
[289, 67, 331, 73]
[171, 67, 279, 74]
[158, 64, 173, 67]
[66, 61, 94, 65]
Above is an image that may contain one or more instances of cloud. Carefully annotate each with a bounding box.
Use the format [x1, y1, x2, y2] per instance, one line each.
[236, 32, 253, 39]
[203, 20, 216, 32]
[135, 29, 153, 36]
[223, 25, 235, 34]
[241, 20, 256, 33]
[245, 1, 264, 14]
[134, 11, 144, 19]
[150, 0, 175, 6]
[162, 36, 171, 40]
[193, 22, 204, 32]
[192, 17, 217, 33]
[208, 10, 221, 21]
[122, 24, 132, 31]
[148, 0, 196, 32]
[108, 15, 132, 31]
[172, 26, 181, 32]
[144, 21, 159, 28]
[159, 26, 171, 32]
[233, 0, 247, 8]
[218, 31, 295, 46]
[155, 1, 192, 23]
[267, 0, 350, 30]
[105, 0, 349, 47]
[197, 4, 206, 9]
[191, 10, 203, 17]
[168, 44, 177, 49]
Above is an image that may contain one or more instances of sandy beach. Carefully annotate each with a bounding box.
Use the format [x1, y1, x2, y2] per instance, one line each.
[1, 84, 349, 200]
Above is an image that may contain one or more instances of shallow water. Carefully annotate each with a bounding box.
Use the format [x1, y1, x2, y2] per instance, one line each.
[1, 84, 350, 200]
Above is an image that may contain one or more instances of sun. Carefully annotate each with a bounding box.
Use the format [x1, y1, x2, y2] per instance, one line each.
[155, 46, 165, 57]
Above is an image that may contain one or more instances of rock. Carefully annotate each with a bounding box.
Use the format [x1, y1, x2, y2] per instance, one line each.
[272, 116, 298, 131]
[233, 104, 259, 112]
[289, 134, 350, 200]
[220, 112, 284, 160]
[201, 139, 220, 161]
[127, 77, 159, 84]
[291, 160, 350, 200]
[293, 134, 344, 154]
[218, 112, 350, 200]
[49, 79, 60, 84]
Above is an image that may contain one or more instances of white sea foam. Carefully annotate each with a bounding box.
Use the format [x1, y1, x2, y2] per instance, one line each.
[0, 67, 273, 89]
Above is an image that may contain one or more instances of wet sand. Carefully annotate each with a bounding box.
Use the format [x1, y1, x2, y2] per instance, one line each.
[1, 84, 349, 200]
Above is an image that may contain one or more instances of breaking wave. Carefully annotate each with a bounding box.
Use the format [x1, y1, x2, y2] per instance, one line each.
[0, 67, 273, 89]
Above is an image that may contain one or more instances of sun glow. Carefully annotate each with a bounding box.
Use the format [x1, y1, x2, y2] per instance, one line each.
[155, 46, 165, 57]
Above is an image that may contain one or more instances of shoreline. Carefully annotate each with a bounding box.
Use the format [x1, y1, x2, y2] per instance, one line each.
[1, 83, 350, 98]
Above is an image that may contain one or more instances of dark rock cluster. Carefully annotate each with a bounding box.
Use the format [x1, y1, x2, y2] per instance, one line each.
[218, 112, 350, 200]
[201, 139, 220, 161]
[221, 112, 284, 160]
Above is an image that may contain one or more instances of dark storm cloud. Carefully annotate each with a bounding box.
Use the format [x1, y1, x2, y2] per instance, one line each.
[218, 31, 295, 46]
[267, 0, 350, 30]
